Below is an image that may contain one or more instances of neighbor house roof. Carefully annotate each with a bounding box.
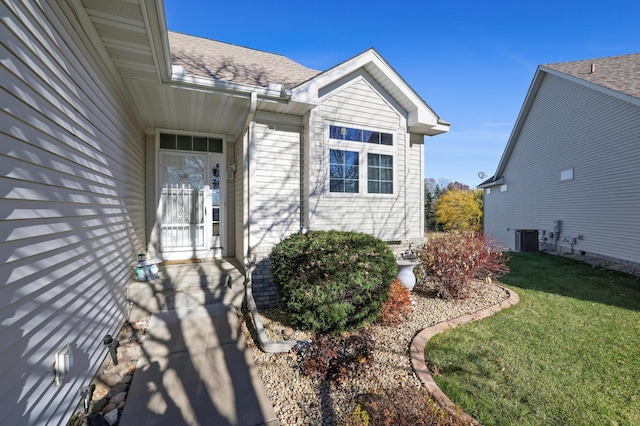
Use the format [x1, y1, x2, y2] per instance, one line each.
[543, 53, 640, 100]
[168, 31, 320, 89]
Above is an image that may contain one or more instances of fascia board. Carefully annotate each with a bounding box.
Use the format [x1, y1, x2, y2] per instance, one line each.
[168, 72, 285, 100]
[477, 176, 504, 188]
[143, 0, 172, 82]
[290, 51, 380, 105]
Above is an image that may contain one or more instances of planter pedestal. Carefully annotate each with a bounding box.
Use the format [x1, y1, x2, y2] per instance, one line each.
[396, 260, 419, 291]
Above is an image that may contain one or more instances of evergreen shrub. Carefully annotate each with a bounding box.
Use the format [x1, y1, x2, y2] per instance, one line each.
[270, 230, 397, 333]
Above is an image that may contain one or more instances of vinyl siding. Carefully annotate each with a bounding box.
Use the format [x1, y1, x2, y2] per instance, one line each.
[1, 1, 145, 424]
[249, 123, 301, 248]
[309, 76, 419, 241]
[484, 73, 640, 263]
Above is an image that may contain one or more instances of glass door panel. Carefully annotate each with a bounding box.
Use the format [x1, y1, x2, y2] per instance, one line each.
[159, 153, 206, 250]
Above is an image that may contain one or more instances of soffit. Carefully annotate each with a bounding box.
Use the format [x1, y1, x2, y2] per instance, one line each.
[80, 0, 161, 82]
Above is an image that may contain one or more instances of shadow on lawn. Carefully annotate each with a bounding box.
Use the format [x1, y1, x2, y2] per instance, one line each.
[501, 251, 640, 311]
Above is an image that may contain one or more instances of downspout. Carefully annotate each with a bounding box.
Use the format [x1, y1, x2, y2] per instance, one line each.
[241, 91, 301, 352]
[243, 92, 257, 263]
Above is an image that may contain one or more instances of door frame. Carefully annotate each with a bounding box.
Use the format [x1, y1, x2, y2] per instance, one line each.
[155, 130, 227, 260]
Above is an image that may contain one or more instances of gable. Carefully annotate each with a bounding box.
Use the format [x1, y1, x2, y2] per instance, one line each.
[484, 53, 640, 187]
[320, 74, 403, 130]
[292, 49, 448, 136]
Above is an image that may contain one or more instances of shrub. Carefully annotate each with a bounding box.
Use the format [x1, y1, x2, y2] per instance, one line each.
[377, 279, 412, 326]
[296, 331, 375, 384]
[416, 231, 509, 299]
[270, 230, 397, 333]
[348, 388, 465, 426]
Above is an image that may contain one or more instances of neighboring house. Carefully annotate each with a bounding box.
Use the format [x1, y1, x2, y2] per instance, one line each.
[1, 0, 448, 423]
[480, 53, 640, 264]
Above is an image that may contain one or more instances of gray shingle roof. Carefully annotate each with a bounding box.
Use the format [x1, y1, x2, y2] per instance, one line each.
[544, 53, 640, 99]
[168, 31, 320, 89]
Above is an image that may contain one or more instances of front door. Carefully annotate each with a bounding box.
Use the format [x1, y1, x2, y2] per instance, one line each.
[158, 152, 223, 259]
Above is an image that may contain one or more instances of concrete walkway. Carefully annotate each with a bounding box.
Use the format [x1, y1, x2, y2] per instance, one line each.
[119, 303, 278, 426]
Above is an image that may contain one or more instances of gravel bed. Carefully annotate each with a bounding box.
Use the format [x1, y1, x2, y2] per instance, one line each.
[240, 281, 509, 425]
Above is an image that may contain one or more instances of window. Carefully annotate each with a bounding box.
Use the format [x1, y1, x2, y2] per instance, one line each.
[329, 125, 393, 145]
[367, 153, 393, 194]
[330, 149, 359, 193]
[327, 124, 395, 195]
[160, 132, 223, 153]
[560, 168, 574, 181]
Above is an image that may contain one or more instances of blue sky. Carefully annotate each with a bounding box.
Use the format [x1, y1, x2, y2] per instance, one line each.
[164, 0, 639, 187]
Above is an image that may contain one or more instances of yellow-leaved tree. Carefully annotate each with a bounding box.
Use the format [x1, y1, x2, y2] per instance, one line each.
[435, 189, 483, 231]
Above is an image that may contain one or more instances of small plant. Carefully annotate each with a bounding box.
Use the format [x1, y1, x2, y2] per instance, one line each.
[350, 388, 465, 426]
[398, 243, 418, 261]
[270, 230, 397, 333]
[377, 279, 412, 325]
[416, 231, 509, 299]
[296, 331, 375, 384]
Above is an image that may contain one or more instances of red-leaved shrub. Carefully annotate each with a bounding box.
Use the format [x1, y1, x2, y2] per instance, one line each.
[377, 279, 412, 325]
[297, 331, 374, 384]
[416, 231, 509, 299]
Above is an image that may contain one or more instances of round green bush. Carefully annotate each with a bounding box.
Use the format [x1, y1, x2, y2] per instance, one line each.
[270, 230, 397, 334]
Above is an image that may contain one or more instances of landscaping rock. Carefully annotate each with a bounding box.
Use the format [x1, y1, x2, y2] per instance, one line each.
[242, 280, 509, 425]
[103, 408, 119, 426]
[86, 413, 109, 426]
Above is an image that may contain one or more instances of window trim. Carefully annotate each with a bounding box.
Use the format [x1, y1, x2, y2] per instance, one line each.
[325, 122, 397, 197]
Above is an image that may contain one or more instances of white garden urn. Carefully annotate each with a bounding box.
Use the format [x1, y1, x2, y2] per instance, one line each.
[396, 259, 419, 291]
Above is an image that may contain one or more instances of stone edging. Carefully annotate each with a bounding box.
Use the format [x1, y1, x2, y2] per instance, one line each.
[410, 286, 520, 425]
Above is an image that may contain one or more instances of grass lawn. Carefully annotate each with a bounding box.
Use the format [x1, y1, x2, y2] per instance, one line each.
[425, 252, 640, 425]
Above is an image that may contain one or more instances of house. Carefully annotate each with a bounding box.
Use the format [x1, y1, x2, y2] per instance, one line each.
[480, 53, 640, 264]
[1, 0, 448, 423]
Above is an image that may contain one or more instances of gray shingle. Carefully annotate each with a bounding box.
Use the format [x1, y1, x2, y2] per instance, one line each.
[544, 53, 640, 100]
[168, 31, 320, 89]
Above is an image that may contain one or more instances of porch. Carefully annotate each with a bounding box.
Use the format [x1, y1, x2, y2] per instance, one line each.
[127, 258, 245, 322]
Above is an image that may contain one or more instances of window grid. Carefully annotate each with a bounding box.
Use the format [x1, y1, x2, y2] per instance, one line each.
[329, 125, 393, 146]
[329, 149, 359, 193]
[160, 133, 223, 153]
[367, 153, 393, 194]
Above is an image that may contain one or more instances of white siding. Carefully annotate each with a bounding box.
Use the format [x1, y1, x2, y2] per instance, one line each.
[309, 76, 421, 241]
[484, 73, 640, 263]
[1, 2, 145, 424]
[249, 123, 301, 247]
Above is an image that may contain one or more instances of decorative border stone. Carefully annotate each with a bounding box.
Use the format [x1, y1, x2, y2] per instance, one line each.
[410, 286, 520, 425]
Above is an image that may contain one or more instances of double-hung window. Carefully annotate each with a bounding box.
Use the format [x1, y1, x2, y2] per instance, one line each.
[327, 124, 395, 195]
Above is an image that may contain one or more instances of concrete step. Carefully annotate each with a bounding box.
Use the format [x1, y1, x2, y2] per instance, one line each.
[127, 258, 245, 322]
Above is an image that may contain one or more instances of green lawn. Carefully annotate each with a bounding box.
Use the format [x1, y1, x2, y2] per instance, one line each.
[425, 252, 640, 425]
